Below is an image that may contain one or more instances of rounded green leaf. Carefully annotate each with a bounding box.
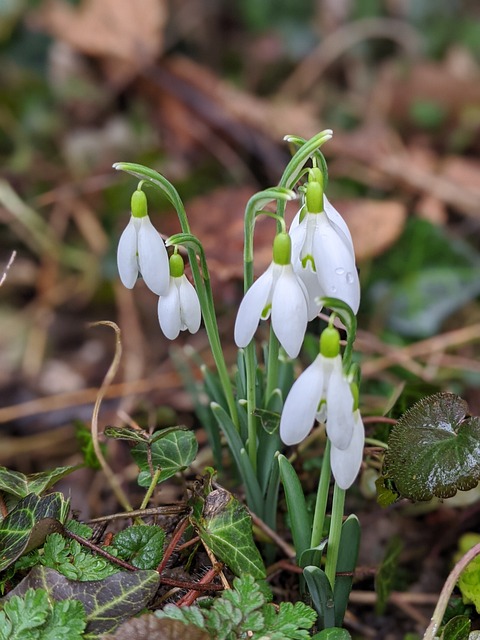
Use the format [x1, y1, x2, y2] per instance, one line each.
[384, 393, 480, 501]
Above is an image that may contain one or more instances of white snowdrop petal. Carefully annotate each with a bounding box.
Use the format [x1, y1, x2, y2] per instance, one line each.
[234, 265, 274, 348]
[117, 217, 139, 289]
[289, 213, 307, 264]
[280, 356, 325, 445]
[330, 409, 365, 490]
[325, 362, 355, 450]
[313, 214, 360, 313]
[137, 216, 170, 295]
[271, 266, 308, 359]
[323, 195, 354, 247]
[158, 279, 182, 340]
[178, 275, 201, 334]
[294, 262, 324, 321]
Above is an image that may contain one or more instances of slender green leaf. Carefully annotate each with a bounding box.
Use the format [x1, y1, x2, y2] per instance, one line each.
[334, 515, 361, 626]
[375, 535, 403, 615]
[303, 566, 336, 629]
[211, 402, 263, 515]
[278, 454, 312, 560]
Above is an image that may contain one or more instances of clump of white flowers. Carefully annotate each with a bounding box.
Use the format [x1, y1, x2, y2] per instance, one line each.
[279, 323, 364, 489]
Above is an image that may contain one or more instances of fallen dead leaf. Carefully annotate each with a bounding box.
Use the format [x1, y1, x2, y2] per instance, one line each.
[34, 0, 167, 84]
[336, 199, 407, 261]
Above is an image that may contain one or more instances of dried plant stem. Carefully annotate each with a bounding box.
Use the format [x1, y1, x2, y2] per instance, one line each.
[90, 321, 133, 513]
[423, 541, 480, 639]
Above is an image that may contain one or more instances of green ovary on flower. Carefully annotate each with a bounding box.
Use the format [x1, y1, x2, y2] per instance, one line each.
[272, 232, 291, 266]
[131, 188, 148, 218]
[169, 252, 185, 278]
[305, 169, 324, 214]
[320, 325, 340, 359]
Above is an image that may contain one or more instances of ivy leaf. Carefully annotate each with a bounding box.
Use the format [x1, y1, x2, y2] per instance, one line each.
[131, 429, 198, 488]
[383, 393, 480, 501]
[0, 466, 79, 500]
[0, 588, 86, 640]
[102, 614, 209, 639]
[0, 493, 67, 571]
[193, 488, 266, 579]
[312, 629, 352, 639]
[441, 615, 471, 640]
[112, 525, 165, 570]
[1, 565, 160, 638]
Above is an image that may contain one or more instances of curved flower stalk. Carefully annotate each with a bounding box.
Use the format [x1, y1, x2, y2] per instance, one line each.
[234, 232, 309, 359]
[158, 253, 201, 340]
[279, 324, 364, 489]
[117, 187, 169, 295]
[289, 168, 360, 319]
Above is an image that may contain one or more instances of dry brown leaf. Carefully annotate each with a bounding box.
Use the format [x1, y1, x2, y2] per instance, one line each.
[441, 156, 480, 195]
[35, 0, 166, 83]
[103, 614, 209, 640]
[336, 199, 407, 261]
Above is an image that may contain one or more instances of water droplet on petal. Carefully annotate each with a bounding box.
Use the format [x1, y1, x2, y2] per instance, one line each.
[335, 267, 345, 275]
[346, 272, 354, 284]
[331, 285, 337, 293]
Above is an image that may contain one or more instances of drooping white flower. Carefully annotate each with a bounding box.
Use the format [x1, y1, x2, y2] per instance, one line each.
[117, 189, 169, 296]
[158, 253, 201, 340]
[234, 232, 309, 359]
[289, 170, 360, 317]
[279, 324, 364, 489]
[330, 409, 365, 490]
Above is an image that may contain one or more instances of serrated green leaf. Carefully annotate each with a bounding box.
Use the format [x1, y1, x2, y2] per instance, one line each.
[375, 535, 403, 615]
[75, 421, 104, 470]
[41, 532, 118, 581]
[384, 393, 480, 501]
[0, 466, 79, 499]
[131, 429, 198, 488]
[113, 525, 165, 570]
[262, 600, 317, 638]
[193, 488, 265, 579]
[0, 588, 86, 640]
[441, 615, 471, 640]
[1, 565, 160, 637]
[0, 493, 66, 571]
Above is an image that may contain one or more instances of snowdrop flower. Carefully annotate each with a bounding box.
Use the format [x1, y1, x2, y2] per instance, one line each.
[158, 253, 201, 340]
[279, 324, 364, 489]
[289, 168, 360, 318]
[117, 188, 169, 295]
[234, 232, 309, 359]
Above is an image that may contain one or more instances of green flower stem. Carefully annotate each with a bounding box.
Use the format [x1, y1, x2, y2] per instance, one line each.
[242, 189, 295, 469]
[167, 233, 239, 429]
[265, 330, 280, 402]
[280, 130, 333, 191]
[113, 163, 238, 429]
[310, 438, 332, 549]
[139, 467, 162, 511]
[325, 482, 346, 589]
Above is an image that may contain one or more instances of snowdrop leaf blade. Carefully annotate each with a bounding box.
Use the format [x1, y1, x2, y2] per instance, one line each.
[280, 356, 324, 445]
[234, 266, 273, 348]
[137, 216, 169, 295]
[117, 218, 138, 289]
[278, 454, 312, 559]
[330, 411, 365, 490]
[158, 281, 181, 340]
[271, 266, 308, 359]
